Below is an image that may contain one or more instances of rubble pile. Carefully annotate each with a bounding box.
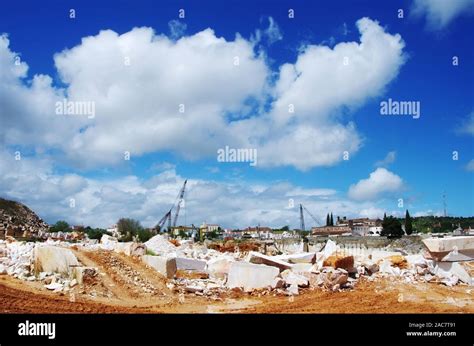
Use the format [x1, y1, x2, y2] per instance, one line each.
[0, 239, 97, 294]
[1, 232, 473, 300]
[0, 198, 49, 239]
[139, 236, 473, 297]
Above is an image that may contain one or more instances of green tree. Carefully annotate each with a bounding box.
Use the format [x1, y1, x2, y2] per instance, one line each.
[50, 220, 71, 233]
[84, 227, 108, 240]
[405, 210, 413, 235]
[326, 213, 330, 226]
[381, 216, 403, 238]
[137, 228, 153, 242]
[117, 218, 143, 242]
[330, 213, 334, 226]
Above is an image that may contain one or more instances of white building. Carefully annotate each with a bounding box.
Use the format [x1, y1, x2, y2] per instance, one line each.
[107, 224, 120, 238]
[200, 222, 220, 233]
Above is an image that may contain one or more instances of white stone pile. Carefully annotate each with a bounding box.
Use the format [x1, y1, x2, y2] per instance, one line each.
[0, 239, 96, 293]
[0, 240, 35, 280]
[141, 236, 473, 297]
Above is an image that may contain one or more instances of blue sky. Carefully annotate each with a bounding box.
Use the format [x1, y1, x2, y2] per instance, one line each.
[0, 0, 473, 229]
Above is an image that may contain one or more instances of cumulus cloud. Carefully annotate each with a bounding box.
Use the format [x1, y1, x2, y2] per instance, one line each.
[412, 0, 474, 30]
[0, 17, 405, 172]
[375, 151, 396, 167]
[0, 149, 396, 228]
[252, 17, 405, 170]
[348, 168, 404, 201]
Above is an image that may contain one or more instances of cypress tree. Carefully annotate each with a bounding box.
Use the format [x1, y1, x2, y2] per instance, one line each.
[405, 210, 413, 235]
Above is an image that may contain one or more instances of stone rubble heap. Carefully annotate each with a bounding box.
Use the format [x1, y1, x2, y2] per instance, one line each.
[138, 235, 474, 297]
[0, 239, 97, 294]
[0, 234, 472, 299]
[0, 198, 49, 238]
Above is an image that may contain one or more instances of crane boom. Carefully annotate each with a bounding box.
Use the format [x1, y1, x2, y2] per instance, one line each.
[172, 179, 187, 227]
[302, 204, 321, 226]
[155, 210, 172, 232]
[299, 204, 305, 232]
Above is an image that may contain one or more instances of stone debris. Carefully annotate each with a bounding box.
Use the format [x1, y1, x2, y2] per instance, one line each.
[176, 257, 207, 271]
[323, 254, 354, 270]
[435, 262, 472, 286]
[247, 251, 294, 271]
[227, 262, 279, 292]
[281, 269, 308, 287]
[72, 267, 97, 285]
[276, 252, 316, 264]
[100, 234, 118, 250]
[1, 233, 473, 300]
[34, 245, 79, 275]
[206, 257, 234, 280]
[142, 255, 177, 279]
[370, 250, 404, 263]
[114, 242, 146, 257]
[144, 234, 178, 256]
[44, 282, 63, 291]
[422, 236, 474, 261]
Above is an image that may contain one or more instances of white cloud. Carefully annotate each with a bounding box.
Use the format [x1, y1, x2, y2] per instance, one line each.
[252, 16, 283, 46]
[359, 207, 386, 219]
[168, 20, 187, 39]
[466, 159, 474, 171]
[412, 0, 474, 29]
[0, 29, 269, 168]
[456, 111, 474, 136]
[0, 149, 399, 229]
[348, 168, 404, 201]
[375, 151, 396, 167]
[0, 18, 405, 171]
[264, 17, 283, 45]
[251, 17, 405, 170]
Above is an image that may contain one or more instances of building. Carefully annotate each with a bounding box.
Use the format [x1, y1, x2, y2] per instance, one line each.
[107, 224, 120, 238]
[243, 226, 272, 239]
[200, 222, 220, 234]
[336, 216, 382, 236]
[311, 225, 351, 236]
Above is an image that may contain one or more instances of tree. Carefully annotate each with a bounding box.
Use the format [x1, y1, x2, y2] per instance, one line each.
[405, 210, 413, 235]
[137, 228, 153, 242]
[330, 213, 334, 226]
[117, 218, 143, 242]
[381, 216, 403, 238]
[326, 213, 330, 226]
[84, 227, 108, 240]
[50, 220, 71, 233]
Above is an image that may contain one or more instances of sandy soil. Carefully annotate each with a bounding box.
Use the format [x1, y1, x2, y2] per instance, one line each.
[0, 249, 473, 314]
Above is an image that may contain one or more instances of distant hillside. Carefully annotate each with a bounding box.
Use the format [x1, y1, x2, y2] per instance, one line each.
[0, 197, 49, 238]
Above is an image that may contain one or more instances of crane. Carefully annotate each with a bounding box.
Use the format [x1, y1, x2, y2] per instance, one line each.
[155, 210, 172, 232]
[299, 204, 322, 232]
[299, 204, 305, 232]
[172, 179, 187, 228]
[154, 179, 187, 233]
